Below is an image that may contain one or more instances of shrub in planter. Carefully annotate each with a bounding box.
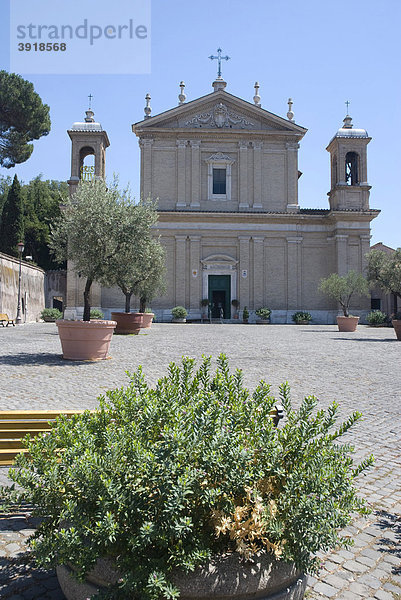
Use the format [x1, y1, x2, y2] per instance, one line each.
[292, 311, 312, 324]
[90, 308, 104, 320]
[41, 308, 62, 322]
[172, 306, 188, 320]
[366, 310, 387, 326]
[0, 355, 373, 600]
[255, 307, 272, 322]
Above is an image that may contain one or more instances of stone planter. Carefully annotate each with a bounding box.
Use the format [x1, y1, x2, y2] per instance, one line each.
[336, 316, 359, 332]
[111, 312, 154, 334]
[56, 320, 116, 361]
[43, 316, 57, 323]
[392, 319, 401, 340]
[257, 319, 270, 324]
[295, 320, 310, 325]
[172, 317, 186, 323]
[57, 552, 307, 600]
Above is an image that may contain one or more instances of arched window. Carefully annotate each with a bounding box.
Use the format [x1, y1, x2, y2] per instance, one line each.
[79, 146, 95, 181]
[332, 155, 337, 184]
[345, 152, 359, 185]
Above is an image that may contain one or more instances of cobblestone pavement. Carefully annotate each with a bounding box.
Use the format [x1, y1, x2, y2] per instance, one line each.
[0, 322, 400, 599]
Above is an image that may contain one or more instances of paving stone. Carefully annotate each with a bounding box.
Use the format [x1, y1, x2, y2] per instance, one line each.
[374, 590, 394, 600]
[342, 559, 370, 573]
[313, 582, 338, 597]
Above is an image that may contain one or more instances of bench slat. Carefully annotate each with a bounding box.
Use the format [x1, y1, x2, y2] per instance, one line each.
[0, 410, 86, 420]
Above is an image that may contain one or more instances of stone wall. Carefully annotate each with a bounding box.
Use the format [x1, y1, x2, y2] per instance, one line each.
[45, 270, 67, 311]
[0, 252, 45, 322]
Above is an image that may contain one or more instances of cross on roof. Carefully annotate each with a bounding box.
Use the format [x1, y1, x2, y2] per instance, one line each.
[345, 100, 350, 115]
[88, 94, 93, 109]
[209, 47, 230, 78]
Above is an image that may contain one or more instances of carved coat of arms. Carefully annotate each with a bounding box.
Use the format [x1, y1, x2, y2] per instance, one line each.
[184, 103, 255, 129]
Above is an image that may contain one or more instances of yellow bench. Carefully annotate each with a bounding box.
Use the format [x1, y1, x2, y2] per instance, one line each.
[0, 410, 87, 465]
[0, 313, 15, 327]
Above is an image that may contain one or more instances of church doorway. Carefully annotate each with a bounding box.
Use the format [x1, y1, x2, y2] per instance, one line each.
[208, 275, 231, 318]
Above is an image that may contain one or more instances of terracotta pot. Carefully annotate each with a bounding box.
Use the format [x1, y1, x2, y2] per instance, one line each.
[57, 552, 306, 600]
[56, 320, 116, 361]
[111, 312, 154, 334]
[336, 316, 359, 332]
[392, 319, 401, 340]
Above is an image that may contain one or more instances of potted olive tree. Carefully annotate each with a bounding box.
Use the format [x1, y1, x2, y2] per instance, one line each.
[1, 355, 373, 600]
[366, 248, 401, 340]
[109, 215, 166, 334]
[50, 179, 130, 360]
[319, 271, 370, 332]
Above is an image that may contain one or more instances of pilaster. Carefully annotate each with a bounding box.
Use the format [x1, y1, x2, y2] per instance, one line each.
[239, 141, 249, 209]
[239, 236, 250, 308]
[253, 142, 263, 209]
[190, 140, 201, 208]
[142, 138, 153, 201]
[189, 235, 201, 309]
[286, 142, 299, 212]
[176, 140, 187, 208]
[253, 237, 264, 308]
[286, 237, 303, 309]
[175, 235, 187, 306]
[360, 234, 371, 273]
[335, 234, 349, 276]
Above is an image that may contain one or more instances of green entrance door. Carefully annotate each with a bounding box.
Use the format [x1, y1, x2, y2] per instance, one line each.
[208, 275, 231, 318]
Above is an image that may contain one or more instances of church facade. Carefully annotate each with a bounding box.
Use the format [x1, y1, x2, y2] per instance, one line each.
[65, 76, 379, 323]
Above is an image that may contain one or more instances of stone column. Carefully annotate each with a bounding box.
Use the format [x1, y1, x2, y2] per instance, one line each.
[190, 140, 201, 208]
[253, 142, 263, 209]
[239, 236, 250, 308]
[253, 237, 264, 308]
[189, 235, 201, 310]
[335, 234, 348, 276]
[176, 139, 187, 208]
[175, 235, 187, 306]
[239, 141, 249, 209]
[286, 237, 303, 310]
[286, 142, 299, 211]
[142, 138, 153, 201]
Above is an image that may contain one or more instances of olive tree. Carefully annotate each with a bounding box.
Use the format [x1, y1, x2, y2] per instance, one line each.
[319, 271, 370, 317]
[50, 179, 139, 321]
[366, 248, 401, 303]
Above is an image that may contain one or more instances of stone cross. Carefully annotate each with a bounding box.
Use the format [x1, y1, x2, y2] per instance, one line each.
[209, 47, 230, 78]
[345, 100, 350, 114]
[88, 94, 93, 109]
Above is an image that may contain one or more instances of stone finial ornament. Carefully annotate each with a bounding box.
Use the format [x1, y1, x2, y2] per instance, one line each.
[287, 98, 294, 121]
[178, 81, 186, 105]
[253, 82, 261, 107]
[144, 93, 151, 119]
[84, 109, 95, 123]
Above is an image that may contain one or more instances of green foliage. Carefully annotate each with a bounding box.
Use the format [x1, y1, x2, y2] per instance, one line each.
[0, 175, 24, 256]
[22, 176, 66, 270]
[90, 309, 105, 320]
[318, 271, 370, 317]
[171, 306, 187, 319]
[255, 307, 271, 320]
[292, 311, 312, 323]
[366, 310, 387, 325]
[41, 308, 62, 321]
[0, 175, 12, 218]
[0, 71, 51, 168]
[0, 355, 373, 599]
[366, 248, 401, 301]
[50, 179, 137, 321]
[242, 306, 249, 320]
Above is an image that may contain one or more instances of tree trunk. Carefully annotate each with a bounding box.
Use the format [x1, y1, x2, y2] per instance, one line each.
[125, 292, 132, 313]
[83, 278, 92, 321]
[139, 297, 146, 313]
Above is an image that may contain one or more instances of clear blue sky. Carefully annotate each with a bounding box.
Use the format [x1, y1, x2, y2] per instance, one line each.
[1, 0, 400, 248]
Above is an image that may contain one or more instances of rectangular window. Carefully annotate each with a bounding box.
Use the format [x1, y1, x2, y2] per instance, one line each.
[371, 298, 381, 310]
[213, 168, 226, 195]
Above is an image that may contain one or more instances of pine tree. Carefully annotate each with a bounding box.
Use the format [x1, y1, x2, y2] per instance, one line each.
[0, 174, 24, 257]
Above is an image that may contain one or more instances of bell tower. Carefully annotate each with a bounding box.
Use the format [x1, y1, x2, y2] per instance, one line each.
[67, 107, 110, 197]
[64, 106, 110, 319]
[326, 113, 371, 211]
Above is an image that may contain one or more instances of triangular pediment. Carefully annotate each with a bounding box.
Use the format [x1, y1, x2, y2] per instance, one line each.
[133, 90, 307, 136]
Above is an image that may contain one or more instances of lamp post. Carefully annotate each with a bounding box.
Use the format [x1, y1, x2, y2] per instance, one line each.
[16, 241, 24, 325]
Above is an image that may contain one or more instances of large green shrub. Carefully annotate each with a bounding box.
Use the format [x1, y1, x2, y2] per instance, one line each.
[366, 310, 387, 326]
[40, 307, 62, 321]
[171, 306, 187, 319]
[1, 355, 373, 600]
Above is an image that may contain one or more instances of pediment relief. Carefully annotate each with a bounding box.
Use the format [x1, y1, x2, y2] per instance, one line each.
[184, 103, 257, 130]
[205, 152, 235, 165]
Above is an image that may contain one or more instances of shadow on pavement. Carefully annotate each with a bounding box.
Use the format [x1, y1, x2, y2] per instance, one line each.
[375, 509, 401, 574]
[0, 353, 101, 366]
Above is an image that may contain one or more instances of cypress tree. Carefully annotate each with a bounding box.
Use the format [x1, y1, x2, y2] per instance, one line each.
[0, 174, 24, 256]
